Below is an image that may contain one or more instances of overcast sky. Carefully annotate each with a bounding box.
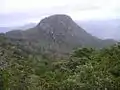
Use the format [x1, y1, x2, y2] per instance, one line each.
[0, 0, 119, 27]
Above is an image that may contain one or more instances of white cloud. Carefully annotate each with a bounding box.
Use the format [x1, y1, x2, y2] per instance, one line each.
[0, 0, 119, 25]
[1, 0, 119, 13]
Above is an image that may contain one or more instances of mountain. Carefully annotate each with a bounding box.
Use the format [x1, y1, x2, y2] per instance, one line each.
[6, 14, 116, 54]
[76, 19, 120, 40]
[14, 23, 36, 30]
[0, 23, 36, 33]
[0, 27, 10, 33]
[1, 19, 120, 90]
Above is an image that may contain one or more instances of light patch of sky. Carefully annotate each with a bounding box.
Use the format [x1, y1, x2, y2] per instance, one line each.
[0, 0, 119, 26]
[1, 0, 119, 13]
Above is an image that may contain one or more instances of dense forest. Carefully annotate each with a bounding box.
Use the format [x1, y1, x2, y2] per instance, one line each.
[0, 33, 120, 90]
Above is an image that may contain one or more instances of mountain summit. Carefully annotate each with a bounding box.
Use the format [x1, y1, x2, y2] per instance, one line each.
[6, 14, 116, 53]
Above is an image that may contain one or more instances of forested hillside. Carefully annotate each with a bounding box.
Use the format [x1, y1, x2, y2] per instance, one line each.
[0, 33, 120, 90]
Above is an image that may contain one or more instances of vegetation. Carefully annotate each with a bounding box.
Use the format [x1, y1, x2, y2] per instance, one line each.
[0, 34, 120, 90]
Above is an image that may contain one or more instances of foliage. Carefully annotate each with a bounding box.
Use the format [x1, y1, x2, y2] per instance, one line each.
[0, 35, 120, 90]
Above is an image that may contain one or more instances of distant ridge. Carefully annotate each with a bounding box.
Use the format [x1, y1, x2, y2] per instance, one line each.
[0, 23, 36, 33]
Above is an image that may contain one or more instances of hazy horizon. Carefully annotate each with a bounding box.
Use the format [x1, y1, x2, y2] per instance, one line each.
[0, 0, 119, 27]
